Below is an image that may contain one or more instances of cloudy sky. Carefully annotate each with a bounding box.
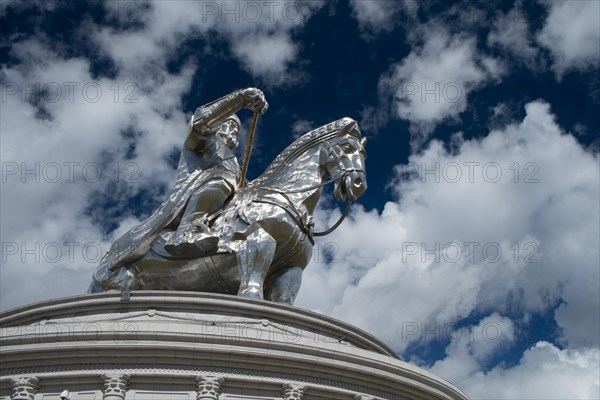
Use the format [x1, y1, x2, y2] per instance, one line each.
[1, 0, 599, 398]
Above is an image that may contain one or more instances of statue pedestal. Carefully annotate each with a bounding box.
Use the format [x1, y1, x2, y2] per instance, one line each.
[0, 291, 467, 399]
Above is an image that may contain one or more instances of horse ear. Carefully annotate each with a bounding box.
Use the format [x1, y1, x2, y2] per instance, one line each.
[361, 137, 367, 148]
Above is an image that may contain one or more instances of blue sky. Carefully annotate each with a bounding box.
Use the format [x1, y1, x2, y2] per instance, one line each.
[1, 1, 599, 398]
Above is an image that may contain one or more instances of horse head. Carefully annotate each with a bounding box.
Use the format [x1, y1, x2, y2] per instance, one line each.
[323, 118, 368, 203]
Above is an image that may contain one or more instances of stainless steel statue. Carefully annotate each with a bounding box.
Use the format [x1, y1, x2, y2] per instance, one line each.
[89, 88, 367, 305]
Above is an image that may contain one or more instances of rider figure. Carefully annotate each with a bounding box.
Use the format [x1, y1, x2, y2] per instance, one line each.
[164, 88, 268, 256]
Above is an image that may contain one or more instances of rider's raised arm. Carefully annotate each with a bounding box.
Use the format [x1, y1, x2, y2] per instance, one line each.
[184, 88, 268, 151]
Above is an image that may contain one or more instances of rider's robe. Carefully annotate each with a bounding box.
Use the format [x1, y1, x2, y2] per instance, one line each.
[98, 117, 240, 275]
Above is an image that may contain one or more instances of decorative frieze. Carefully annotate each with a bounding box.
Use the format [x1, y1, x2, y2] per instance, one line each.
[10, 376, 39, 400]
[101, 373, 130, 400]
[282, 382, 307, 399]
[195, 375, 224, 400]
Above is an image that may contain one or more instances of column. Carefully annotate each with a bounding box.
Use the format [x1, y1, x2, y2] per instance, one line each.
[101, 373, 131, 400]
[10, 376, 38, 400]
[282, 383, 307, 399]
[195, 375, 224, 400]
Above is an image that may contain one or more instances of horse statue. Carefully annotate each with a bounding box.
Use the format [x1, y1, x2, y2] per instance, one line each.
[89, 117, 367, 305]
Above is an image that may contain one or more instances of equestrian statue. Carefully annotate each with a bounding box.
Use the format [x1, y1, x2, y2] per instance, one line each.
[89, 88, 367, 305]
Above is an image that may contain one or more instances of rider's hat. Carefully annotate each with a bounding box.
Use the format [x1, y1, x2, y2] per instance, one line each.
[225, 114, 241, 131]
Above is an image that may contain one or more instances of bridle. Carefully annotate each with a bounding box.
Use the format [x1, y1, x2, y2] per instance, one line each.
[257, 139, 365, 237]
[260, 138, 365, 193]
[312, 140, 365, 236]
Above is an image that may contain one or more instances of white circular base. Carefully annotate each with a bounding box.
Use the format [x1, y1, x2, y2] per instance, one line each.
[0, 291, 467, 400]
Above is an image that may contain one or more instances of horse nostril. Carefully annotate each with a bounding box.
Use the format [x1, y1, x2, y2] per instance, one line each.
[353, 177, 363, 188]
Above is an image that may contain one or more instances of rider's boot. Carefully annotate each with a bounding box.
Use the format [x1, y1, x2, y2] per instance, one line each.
[164, 212, 219, 257]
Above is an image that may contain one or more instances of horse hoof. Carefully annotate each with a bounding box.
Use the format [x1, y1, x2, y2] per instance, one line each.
[238, 289, 264, 300]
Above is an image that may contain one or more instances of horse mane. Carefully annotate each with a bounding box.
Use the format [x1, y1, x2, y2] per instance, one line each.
[249, 117, 360, 188]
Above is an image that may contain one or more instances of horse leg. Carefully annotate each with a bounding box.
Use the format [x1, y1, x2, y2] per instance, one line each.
[235, 228, 276, 300]
[264, 266, 303, 305]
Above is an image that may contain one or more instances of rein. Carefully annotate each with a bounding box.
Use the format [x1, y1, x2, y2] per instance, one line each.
[313, 198, 353, 237]
[257, 181, 354, 238]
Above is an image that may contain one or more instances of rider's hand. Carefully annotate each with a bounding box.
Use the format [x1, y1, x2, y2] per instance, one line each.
[240, 88, 268, 115]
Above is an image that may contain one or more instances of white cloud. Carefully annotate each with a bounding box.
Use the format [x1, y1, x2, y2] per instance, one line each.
[537, 0, 600, 78]
[296, 101, 599, 371]
[93, 0, 323, 83]
[291, 119, 313, 138]
[433, 340, 600, 399]
[487, 3, 541, 70]
[230, 32, 296, 77]
[349, 0, 417, 34]
[428, 311, 600, 398]
[220, 1, 324, 82]
[0, 36, 193, 310]
[429, 313, 516, 382]
[379, 25, 503, 148]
